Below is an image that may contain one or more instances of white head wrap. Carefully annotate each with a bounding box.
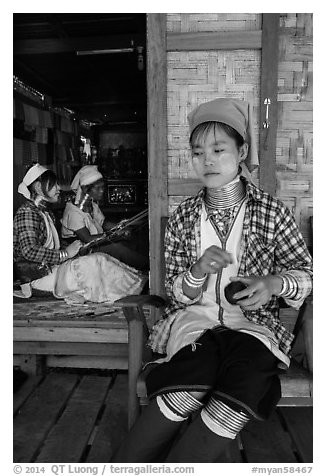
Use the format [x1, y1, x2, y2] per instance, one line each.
[71, 165, 103, 204]
[18, 164, 48, 199]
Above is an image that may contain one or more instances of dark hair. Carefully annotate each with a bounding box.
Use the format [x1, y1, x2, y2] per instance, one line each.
[28, 169, 58, 199]
[190, 121, 245, 150]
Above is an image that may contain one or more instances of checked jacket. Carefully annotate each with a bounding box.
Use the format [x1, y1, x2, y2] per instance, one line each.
[13, 200, 62, 265]
[148, 178, 313, 356]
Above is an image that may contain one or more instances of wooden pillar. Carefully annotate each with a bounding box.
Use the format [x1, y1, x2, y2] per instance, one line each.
[146, 14, 168, 296]
[259, 13, 280, 195]
[19, 354, 46, 376]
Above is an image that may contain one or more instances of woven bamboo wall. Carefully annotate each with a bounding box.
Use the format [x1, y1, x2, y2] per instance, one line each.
[166, 13, 313, 247]
[277, 13, 313, 246]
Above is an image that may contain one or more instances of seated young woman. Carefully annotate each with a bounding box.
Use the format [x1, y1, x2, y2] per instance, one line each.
[13, 164, 147, 303]
[112, 98, 313, 463]
[61, 165, 148, 271]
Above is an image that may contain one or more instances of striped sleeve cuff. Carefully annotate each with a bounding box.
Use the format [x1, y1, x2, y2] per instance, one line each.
[279, 270, 312, 308]
[172, 271, 203, 305]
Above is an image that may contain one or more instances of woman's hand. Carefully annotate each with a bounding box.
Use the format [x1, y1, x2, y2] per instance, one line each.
[192, 245, 233, 277]
[229, 275, 283, 310]
[65, 240, 82, 258]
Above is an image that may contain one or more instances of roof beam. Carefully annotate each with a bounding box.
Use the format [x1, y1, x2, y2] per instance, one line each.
[54, 98, 145, 107]
[14, 34, 143, 55]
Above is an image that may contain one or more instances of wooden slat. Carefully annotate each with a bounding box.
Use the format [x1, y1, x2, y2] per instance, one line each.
[280, 360, 312, 398]
[13, 326, 128, 343]
[167, 30, 262, 51]
[14, 341, 128, 357]
[278, 397, 313, 407]
[147, 13, 168, 297]
[241, 410, 297, 462]
[86, 374, 128, 462]
[36, 375, 111, 462]
[13, 318, 126, 328]
[46, 355, 128, 370]
[259, 14, 280, 194]
[125, 307, 144, 427]
[278, 407, 313, 462]
[13, 375, 43, 415]
[13, 373, 79, 462]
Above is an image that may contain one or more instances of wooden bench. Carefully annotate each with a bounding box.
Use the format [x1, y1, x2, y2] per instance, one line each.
[13, 297, 131, 375]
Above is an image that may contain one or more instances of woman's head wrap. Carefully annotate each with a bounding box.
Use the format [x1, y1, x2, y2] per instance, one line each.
[71, 165, 103, 203]
[187, 98, 259, 179]
[18, 164, 48, 199]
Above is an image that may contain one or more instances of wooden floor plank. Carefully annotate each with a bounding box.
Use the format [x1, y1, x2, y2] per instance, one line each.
[13, 375, 43, 416]
[86, 374, 128, 462]
[13, 373, 79, 463]
[36, 375, 111, 463]
[13, 370, 313, 463]
[241, 410, 298, 463]
[278, 407, 313, 463]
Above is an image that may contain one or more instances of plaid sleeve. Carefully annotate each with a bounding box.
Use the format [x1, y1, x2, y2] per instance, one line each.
[164, 209, 201, 304]
[15, 207, 62, 265]
[274, 202, 313, 307]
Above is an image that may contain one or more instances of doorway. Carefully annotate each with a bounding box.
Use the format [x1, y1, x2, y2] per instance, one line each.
[13, 13, 149, 266]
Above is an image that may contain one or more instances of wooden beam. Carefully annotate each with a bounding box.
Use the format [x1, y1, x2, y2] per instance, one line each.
[13, 327, 128, 344]
[14, 34, 143, 55]
[147, 14, 168, 296]
[167, 30, 262, 51]
[259, 14, 280, 195]
[46, 355, 128, 370]
[54, 98, 144, 107]
[14, 341, 129, 357]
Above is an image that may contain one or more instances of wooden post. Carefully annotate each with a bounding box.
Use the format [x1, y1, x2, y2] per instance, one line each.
[259, 13, 280, 195]
[123, 307, 144, 428]
[19, 354, 45, 376]
[146, 14, 168, 297]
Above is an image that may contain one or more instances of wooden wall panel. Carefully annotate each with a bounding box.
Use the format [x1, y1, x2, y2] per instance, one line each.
[166, 48, 261, 209]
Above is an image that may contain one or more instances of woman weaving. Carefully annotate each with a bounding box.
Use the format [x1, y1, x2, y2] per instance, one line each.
[113, 98, 313, 463]
[61, 165, 148, 270]
[13, 164, 146, 303]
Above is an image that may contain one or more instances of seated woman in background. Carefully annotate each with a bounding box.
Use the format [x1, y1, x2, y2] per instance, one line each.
[61, 165, 148, 271]
[13, 164, 147, 303]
